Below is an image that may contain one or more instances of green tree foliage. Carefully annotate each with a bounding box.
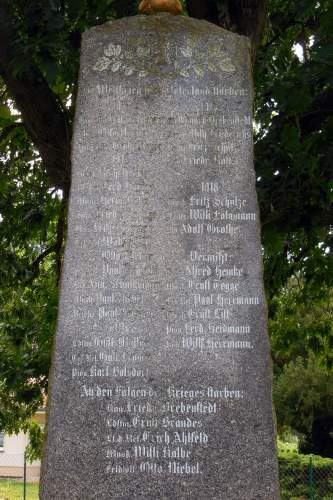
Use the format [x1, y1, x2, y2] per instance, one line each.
[269, 277, 333, 369]
[254, 0, 333, 299]
[25, 421, 45, 463]
[0, 117, 62, 428]
[274, 356, 333, 457]
[0, 0, 332, 455]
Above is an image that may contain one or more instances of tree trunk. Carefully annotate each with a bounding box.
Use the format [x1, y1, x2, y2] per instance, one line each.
[0, 1, 71, 193]
[188, 0, 267, 57]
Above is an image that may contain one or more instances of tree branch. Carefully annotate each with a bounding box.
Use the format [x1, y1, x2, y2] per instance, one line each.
[0, 1, 71, 192]
[0, 123, 22, 143]
[31, 244, 59, 275]
[27, 197, 67, 285]
[54, 197, 67, 283]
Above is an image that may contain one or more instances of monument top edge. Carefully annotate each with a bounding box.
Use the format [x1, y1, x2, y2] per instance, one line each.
[83, 13, 250, 47]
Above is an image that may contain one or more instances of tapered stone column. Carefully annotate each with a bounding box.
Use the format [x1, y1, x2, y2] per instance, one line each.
[41, 13, 279, 499]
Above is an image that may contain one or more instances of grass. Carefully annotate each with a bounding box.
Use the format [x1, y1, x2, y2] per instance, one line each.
[0, 479, 38, 500]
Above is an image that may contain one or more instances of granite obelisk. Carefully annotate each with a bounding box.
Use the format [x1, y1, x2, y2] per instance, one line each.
[41, 12, 279, 499]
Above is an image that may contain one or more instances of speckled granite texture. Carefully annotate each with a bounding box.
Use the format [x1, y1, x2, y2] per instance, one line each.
[40, 14, 279, 499]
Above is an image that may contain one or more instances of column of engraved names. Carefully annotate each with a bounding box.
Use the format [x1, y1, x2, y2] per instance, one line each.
[164, 86, 257, 357]
[70, 83, 153, 477]
[71, 83, 146, 385]
[163, 82, 259, 472]
[68, 77, 257, 475]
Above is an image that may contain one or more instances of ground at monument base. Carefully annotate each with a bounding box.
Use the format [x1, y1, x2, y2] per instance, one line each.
[0, 478, 38, 499]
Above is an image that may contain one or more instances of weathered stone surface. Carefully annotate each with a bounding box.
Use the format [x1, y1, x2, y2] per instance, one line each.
[40, 13, 279, 499]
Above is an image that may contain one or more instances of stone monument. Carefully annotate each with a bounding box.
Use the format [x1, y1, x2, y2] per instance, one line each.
[40, 10, 279, 500]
